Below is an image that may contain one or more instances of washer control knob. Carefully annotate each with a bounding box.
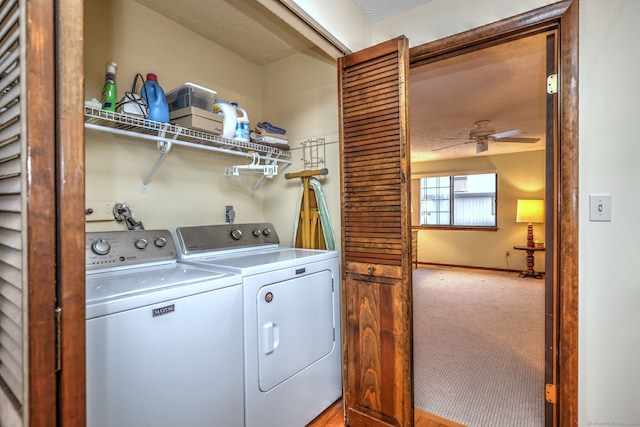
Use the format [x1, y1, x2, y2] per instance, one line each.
[91, 239, 111, 255]
[230, 229, 243, 240]
[135, 238, 148, 250]
[252, 229, 261, 237]
[154, 237, 167, 248]
[262, 228, 272, 236]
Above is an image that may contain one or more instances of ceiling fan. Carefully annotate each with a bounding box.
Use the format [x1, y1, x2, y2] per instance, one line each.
[433, 120, 541, 153]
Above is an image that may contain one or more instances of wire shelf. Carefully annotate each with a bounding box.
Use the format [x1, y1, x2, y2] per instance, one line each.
[84, 106, 291, 192]
[84, 106, 292, 160]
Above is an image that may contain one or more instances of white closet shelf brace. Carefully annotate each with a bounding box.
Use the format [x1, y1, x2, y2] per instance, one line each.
[84, 106, 292, 192]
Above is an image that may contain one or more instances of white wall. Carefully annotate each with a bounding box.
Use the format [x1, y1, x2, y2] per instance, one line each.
[291, 0, 558, 49]
[289, 0, 371, 52]
[579, 1, 640, 425]
[261, 51, 341, 249]
[412, 150, 546, 271]
[372, 0, 559, 48]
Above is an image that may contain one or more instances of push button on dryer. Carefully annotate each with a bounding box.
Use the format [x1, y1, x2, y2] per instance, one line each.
[135, 238, 148, 249]
[265, 292, 274, 303]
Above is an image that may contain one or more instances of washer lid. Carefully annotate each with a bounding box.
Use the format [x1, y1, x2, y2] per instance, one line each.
[86, 262, 241, 318]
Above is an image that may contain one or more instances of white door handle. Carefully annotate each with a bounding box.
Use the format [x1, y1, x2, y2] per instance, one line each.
[262, 322, 279, 354]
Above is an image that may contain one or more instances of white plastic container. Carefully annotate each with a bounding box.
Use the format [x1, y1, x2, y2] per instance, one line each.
[213, 100, 237, 139]
[166, 82, 217, 112]
[233, 104, 250, 142]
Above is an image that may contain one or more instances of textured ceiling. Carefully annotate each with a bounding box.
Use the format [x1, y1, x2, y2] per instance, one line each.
[351, 0, 435, 23]
[410, 33, 548, 162]
[135, 0, 547, 162]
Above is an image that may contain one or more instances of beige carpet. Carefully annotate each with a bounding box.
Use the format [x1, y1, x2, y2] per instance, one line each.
[413, 266, 545, 427]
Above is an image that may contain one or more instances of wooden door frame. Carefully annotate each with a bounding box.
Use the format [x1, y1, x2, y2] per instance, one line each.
[409, 0, 578, 425]
[56, 0, 86, 426]
[25, 0, 85, 423]
[26, 0, 57, 424]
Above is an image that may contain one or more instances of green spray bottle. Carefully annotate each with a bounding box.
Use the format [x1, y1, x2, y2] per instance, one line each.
[101, 61, 117, 111]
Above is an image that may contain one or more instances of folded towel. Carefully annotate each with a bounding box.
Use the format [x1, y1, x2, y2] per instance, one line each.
[250, 132, 291, 151]
[257, 121, 286, 135]
[256, 127, 288, 140]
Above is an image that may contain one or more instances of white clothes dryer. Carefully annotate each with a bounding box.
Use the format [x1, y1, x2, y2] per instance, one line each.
[174, 223, 342, 427]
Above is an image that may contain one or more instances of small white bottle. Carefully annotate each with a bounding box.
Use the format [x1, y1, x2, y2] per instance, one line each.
[213, 100, 237, 139]
[233, 103, 250, 142]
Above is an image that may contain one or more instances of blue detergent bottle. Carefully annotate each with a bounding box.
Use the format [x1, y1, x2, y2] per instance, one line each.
[141, 73, 169, 123]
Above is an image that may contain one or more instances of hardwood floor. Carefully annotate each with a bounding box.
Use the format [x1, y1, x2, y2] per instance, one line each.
[307, 399, 467, 427]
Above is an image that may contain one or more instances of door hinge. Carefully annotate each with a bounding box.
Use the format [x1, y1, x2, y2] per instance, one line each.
[55, 307, 62, 372]
[547, 74, 558, 94]
[545, 383, 556, 403]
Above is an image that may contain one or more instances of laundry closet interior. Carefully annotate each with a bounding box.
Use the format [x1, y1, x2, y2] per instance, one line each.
[83, 1, 344, 426]
[84, 0, 342, 238]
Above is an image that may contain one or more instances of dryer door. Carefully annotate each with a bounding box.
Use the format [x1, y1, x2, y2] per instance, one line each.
[257, 269, 335, 391]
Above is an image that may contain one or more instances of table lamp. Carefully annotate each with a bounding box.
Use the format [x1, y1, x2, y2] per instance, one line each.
[516, 199, 544, 248]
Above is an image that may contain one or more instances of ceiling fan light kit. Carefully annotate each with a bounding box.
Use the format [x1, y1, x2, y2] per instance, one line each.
[433, 119, 541, 154]
[469, 120, 496, 139]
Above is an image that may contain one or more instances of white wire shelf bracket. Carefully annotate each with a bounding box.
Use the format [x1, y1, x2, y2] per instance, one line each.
[84, 106, 292, 191]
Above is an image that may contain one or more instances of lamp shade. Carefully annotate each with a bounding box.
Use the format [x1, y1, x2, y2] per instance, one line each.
[516, 199, 544, 223]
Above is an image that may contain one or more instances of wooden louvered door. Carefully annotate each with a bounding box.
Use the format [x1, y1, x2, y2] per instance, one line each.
[338, 36, 413, 427]
[0, 1, 58, 425]
[0, 1, 85, 426]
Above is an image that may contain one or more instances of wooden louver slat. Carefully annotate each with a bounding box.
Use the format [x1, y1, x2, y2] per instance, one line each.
[0, 0, 22, 408]
[341, 49, 403, 265]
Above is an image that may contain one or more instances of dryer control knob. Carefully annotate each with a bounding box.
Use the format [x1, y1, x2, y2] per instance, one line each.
[230, 229, 243, 240]
[262, 228, 272, 236]
[91, 239, 111, 255]
[252, 229, 261, 237]
[154, 237, 167, 247]
[135, 238, 148, 249]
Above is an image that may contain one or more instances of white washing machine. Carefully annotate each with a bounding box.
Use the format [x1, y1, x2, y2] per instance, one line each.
[85, 229, 244, 427]
[174, 223, 342, 427]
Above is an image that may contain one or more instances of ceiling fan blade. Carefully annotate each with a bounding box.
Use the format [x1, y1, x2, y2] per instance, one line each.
[432, 140, 473, 151]
[492, 129, 523, 139]
[495, 137, 540, 143]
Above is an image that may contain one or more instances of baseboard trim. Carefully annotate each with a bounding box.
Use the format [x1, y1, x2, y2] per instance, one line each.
[417, 262, 532, 275]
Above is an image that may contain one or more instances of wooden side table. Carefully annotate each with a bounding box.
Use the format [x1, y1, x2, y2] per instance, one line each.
[513, 245, 545, 279]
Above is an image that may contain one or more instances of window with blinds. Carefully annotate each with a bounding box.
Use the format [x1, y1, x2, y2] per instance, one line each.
[0, 0, 23, 409]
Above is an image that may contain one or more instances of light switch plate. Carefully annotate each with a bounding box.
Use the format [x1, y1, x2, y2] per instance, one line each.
[589, 194, 612, 221]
